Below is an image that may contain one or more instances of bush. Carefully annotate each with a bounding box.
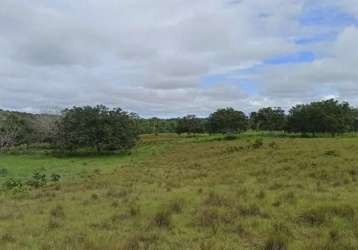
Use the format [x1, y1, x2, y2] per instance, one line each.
[27, 171, 47, 188]
[3, 178, 23, 190]
[54, 105, 138, 153]
[50, 173, 61, 182]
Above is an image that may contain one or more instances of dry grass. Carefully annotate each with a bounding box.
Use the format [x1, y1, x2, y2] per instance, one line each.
[1, 134, 358, 249]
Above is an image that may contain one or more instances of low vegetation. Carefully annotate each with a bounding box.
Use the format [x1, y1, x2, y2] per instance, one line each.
[1, 133, 358, 249]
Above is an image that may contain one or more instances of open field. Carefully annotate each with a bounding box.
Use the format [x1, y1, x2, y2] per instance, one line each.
[1, 134, 358, 249]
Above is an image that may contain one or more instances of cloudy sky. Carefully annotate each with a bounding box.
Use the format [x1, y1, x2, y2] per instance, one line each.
[0, 0, 358, 117]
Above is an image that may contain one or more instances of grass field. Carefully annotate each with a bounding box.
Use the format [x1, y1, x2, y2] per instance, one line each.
[1, 133, 358, 250]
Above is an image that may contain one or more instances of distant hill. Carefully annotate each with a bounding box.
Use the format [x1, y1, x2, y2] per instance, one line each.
[0, 109, 58, 127]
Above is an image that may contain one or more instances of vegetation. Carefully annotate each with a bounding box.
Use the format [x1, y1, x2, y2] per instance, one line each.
[287, 99, 354, 136]
[1, 133, 358, 249]
[176, 115, 206, 135]
[54, 105, 139, 153]
[250, 107, 286, 131]
[208, 107, 248, 134]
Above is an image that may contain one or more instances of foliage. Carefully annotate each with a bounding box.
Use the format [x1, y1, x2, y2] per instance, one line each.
[250, 107, 286, 131]
[0, 114, 33, 151]
[27, 171, 47, 188]
[54, 105, 139, 153]
[3, 178, 23, 190]
[208, 107, 248, 134]
[176, 115, 205, 135]
[287, 99, 353, 136]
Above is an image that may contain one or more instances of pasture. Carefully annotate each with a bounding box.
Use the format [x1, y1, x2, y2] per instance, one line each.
[1, 134, 358, 250]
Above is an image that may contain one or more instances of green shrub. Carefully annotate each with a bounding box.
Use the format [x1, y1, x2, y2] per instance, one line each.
[27, 171, 47, 188]
[3, 178, 23, 190]
[50, 173, 61, 182]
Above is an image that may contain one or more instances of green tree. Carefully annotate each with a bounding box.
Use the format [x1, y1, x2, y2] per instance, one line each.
[176, 115, 205, 135]
[55, 105, 138, 153]
[287, 99, 352, 136]
[208, 108, 248, 134]
[250, 107, 286, 131]
[0, 114, 32, 150]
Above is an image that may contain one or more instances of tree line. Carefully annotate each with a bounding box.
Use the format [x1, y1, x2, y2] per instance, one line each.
[1, 99, 358, 153]
[176, 99, 358, 136]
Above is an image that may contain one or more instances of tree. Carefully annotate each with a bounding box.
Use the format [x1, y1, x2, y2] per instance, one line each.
[287, 99, 352, 136]
[54, 105, 138, 153]
[208, 108, 248, 134]
[0, 114, 32, 150]
[176, 115, 205, 135]
[250, 107, 286, 131]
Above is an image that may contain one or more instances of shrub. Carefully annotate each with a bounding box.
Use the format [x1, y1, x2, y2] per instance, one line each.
[50, 173, 61, 182]
[54, 105, 138, 153]
[3, 178, 23, 190]
[27, 171, 47, 188]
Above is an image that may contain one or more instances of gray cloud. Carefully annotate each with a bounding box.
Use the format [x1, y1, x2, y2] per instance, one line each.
[0, 0, 357, 116]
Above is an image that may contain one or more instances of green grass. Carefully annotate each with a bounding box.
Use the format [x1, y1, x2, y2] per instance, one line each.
[1, 134, 358, 249]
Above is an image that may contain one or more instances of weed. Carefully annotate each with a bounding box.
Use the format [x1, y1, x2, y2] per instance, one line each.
[239, 204, 262, 217]
[197, 207, 220, 233]
[0, 168, 8, 177]
[3, 178, 23, 190]
[0, 232, 16, 243]
[252, 138, 264, 149]
[91, 193, 99, 200]
[168, 198, 185, 214]
[152, 209, 172, 228]
[324, 150, 339, 157]
[129, 204, 141, 217]
[50, 205, 65, 219]
[50, 173, 61, 182]
[48, 217, 62, 230]
[204, 191, 229, 207]
[27, 171, 47, 188]
[263, 232, 288, 250]
[256, 191, 266, 199]
[269, 142, 278, 149]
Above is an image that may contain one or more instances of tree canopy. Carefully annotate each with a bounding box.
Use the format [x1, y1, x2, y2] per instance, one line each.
[176, 115, 205, 135]
[55, 105, 138, 153]
[250, 107, 286, 131]
[208, 108, 248, 134]
[287, 99, 353, 136]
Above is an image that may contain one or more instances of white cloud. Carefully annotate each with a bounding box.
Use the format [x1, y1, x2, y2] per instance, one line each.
[0, 0, 357, 116]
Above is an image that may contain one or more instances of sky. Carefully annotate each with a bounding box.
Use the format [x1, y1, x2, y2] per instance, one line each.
[0, 0, 358, 118]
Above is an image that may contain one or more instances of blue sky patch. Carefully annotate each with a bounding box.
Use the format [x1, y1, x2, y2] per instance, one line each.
[300, 5, 358, 27]
[264, 51, 315, 65]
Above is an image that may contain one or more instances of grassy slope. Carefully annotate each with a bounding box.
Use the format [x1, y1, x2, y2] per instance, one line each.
[1, 134, 358, 249]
